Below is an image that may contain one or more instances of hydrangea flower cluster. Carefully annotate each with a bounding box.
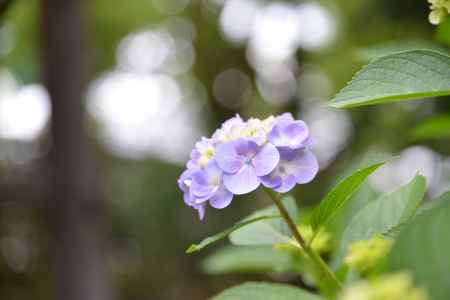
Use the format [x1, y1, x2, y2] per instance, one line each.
[428, 0, 450, 24]
[178, 113, 319, 219]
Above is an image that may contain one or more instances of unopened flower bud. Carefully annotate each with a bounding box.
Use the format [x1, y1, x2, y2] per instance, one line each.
[428, 0, 450, 25]
[339, 272, 428, 300]
[345, 235, 392, 274]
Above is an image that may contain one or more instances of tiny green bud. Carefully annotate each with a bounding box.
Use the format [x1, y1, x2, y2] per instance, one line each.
[298, 225, 331, 254]
[345, 235, 392, 274]
[428, 0, 450, 24]
[339, 272, 428, 300]
[273, 225, 331, 254]
[429, 8, 447, 24]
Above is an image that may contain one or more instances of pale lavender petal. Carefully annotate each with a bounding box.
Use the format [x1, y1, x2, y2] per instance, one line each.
[267, 124, 283, 146]
[260, 173, 282, 189]
[279, 148, 319, 184]
[234, 138, 258, 157]
[273, 174, 297, 193]
[186, 160, 197, 169]
[276, 112, 294, 122]
[283, 121, 309, 147]
[203, 160, 222, 178]
[195, 137, 212, 152]
[292, 149, 319, 184]
[268, 120, 309, 149]
[252, 143, 280, 176]
[177, 169, 191, 193]
[183, 192, 192, 205]
[189, 188, 210, 204]
[303, 136, 316, 148]
[187, 149, 200, 168]
[222, 114, 243, 128]
[191, 171, 217, 198]
[215, 141, 244, 173]
[223, 165, 260, 195]
[178, 167, 200, 193]
[209, 187, 233, 209]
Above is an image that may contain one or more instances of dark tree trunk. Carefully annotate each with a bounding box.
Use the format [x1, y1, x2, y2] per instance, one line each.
[0, 0, 13, 19]
[40, 0, 113, 300]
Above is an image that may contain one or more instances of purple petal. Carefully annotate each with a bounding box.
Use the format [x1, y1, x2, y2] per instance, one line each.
[252, 143, 280, 176]
[195, 137, 213, 152]
[261, 148, 318, 193]
[279, 149, 318, 184]
[276, 112, 294, 122]
[223, 165, 260, 195]
[178, 169, 191, 193]
[215, 141, 244, 173]
[209, 187, 233, 209]
[268, 120, 309, 149]
[273, 174, 297, 193]
[292, 149, 319, 184]
[284, 121, 309, 147]
[222, 114, 243, 128]
[303, 136, 316, 148]
[183, 191, 192, 205]
[203, 159, 222, 178]
[260, 173, 282, 189]
[178, 167, 199, 193]
[234, 138, 258, 157]
[191, 171, 218, 199]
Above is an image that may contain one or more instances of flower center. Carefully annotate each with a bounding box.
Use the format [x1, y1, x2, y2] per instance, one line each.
[198, 146, 216, 167]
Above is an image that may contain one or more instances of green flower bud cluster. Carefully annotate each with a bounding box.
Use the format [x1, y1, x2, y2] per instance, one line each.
[339, 272, 428, 300]
[428, 0, 450, 25]
[345, 235, 392, 274]
[274, 225, 331, 254]
[299, 225, 331, 254]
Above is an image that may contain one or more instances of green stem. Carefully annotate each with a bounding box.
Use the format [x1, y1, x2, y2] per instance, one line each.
[264, 188, 342, 290]
[308, 227, 321, 248]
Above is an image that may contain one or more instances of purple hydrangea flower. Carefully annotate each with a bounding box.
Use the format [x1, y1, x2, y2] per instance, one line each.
[178, 113, 319, 219]
[261, 147, 318, 193]
[215, 138, 280, 194]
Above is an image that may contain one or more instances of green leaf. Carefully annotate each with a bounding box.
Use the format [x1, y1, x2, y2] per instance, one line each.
[410, 114, 450, 140]
[355, 39, 449, 62]
[229, 220, 292, 246]
[389, 193, 450, 300]
[210, 282, 323, 300]
[327, 182, 381, 243]
[417, 190, 450, 214]
[386, 191, 450, 238]
[202, 246, 291, 274]
[186, 215, 280, 253]
[310, 161, 386, 231]
[229, 196, 298, 246]
[187, 196, 296, 252]
[334, 175, 426, 266]
[330, 50, 450, 108]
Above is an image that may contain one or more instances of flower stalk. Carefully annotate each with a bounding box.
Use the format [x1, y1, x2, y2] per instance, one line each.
[264, 188, 342, 291]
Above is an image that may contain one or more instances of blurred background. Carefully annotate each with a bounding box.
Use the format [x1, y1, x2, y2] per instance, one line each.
[0, 0, 449, 299]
